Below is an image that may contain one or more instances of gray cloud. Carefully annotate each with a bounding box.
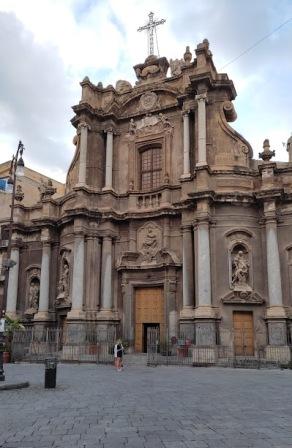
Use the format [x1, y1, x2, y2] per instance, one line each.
[0, 12, 77, 178]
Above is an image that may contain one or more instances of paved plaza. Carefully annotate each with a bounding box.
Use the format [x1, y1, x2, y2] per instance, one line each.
[0, 363, 292, 448]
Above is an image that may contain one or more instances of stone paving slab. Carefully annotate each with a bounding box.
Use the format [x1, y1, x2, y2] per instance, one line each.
[0, 363, 292, 447]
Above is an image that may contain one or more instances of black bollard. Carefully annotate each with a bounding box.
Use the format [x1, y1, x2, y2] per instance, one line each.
[44, 358, 57, 388]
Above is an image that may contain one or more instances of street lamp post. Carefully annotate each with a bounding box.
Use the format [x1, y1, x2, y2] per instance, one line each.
[0, 141, 25, 381]
[2, 140, 25, 308]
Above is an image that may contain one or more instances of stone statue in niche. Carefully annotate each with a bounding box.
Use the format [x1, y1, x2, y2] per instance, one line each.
[55, 258, 71, 307]
[232, 248, 250, 289]
[25, 279, 40, 315]
[128, 118, 137, 134]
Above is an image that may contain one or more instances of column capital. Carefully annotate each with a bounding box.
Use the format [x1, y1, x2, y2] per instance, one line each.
[182, 109, 191, 118]
[104, 126, 116, 135]
[77, 121, 91, 132]
[195, 92, 207, 102]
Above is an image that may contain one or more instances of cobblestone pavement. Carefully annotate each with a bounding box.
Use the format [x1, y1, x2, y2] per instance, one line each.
[1, 363, 292, 448]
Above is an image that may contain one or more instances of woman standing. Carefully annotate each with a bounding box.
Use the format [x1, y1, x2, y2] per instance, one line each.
[114, 339, 124, 372]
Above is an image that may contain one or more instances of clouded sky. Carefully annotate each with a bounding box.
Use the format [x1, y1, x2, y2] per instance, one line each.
[0, 0, 291, 182]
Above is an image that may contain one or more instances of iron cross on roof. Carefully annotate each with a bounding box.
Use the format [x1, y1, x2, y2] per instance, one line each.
[137, 12, 166, 56]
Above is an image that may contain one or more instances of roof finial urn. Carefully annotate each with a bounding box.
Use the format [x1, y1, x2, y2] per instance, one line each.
[259, 139, 275, 162]
[183, 46, 192, 64]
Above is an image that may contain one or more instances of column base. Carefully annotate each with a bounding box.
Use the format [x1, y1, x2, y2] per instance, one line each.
[180, 173, 192, 181]
[67, 309, 85, 320]
[97, 309, 119, 321]
[34, 311, 52, 322]
[102, 186, 114, 192]
[194, 306, 217, 319]
[180, 306, 195, 319]
[266, 306, 287, 318]
[195, 162, 208, 168]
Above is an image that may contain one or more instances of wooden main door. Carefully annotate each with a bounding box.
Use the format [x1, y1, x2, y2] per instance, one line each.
[135, 287, 164, 352]
[233, 311, 254, 356]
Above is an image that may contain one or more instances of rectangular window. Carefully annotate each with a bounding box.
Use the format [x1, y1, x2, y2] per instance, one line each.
[141, 147, 162, 191]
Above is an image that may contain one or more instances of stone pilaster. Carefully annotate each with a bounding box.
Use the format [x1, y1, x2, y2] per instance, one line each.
[34, 232, 52, 321]
[195, 93, 207, 167]
[67, 232, 85, 319]
[100, 236, 113, 311]
[6, 245, 20, 318]
[103, 128, 114, 190]
[181, 110, 191, 179]
[77, 121, 90, 186]
[181, 225, 194, 316]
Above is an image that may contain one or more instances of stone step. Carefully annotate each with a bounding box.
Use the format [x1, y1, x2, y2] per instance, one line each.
[123, 354, 147, 366]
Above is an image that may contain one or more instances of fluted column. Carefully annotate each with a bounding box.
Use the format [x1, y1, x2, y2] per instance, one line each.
[6, 246, 20, 318]
[34, 239, 51, 320]
[77, 121, 90, 186]
[195, 93, 207, 167]
[67, 232, 85, 319]
[182, 225, 194, 311]
[100, 236, 113, 310]
[103, 128, 114, 190]
[181, 111, 191, 178]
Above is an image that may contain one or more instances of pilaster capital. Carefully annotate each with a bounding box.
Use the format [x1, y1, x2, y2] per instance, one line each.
[181, 224, 193, 233]
[104, 126, 117, 135]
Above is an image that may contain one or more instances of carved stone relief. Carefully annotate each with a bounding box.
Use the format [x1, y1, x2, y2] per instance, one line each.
[139, 91, 158, 110]
[127, 113, 173, 137]
[137, 222, 162, 263]
[169, 58, 184, 76]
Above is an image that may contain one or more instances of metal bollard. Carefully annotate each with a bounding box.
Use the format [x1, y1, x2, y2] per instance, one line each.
[44, 358, 57, 389]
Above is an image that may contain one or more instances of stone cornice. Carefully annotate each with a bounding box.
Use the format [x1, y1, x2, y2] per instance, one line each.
[254, 188, 284, 201]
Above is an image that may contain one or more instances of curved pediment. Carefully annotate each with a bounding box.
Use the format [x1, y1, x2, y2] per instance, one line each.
[118, 87, 178, 117]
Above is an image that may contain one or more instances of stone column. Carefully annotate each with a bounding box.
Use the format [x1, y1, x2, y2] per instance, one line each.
[264, 205, 287, 352]
[34, 239, 51, 321]
[181, 111, 191, 178]
[182, 225, 194, 311]
[196, 219, 212, 307]
[266, 219, 283, 308]
[85, 236, 101, 311]
[103, 128, 114, 190]
[77, 121, 90, 186]
[67, 232, 85, 319]
[195, 93, 207, 167]
[6, 246, 20, 318]
[100, 236, 113, 311]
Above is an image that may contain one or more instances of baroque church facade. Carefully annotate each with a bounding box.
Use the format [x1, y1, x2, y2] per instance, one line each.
[3, 39, 292, 359]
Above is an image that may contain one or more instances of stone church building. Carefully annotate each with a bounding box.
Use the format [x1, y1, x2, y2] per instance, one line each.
[3, 39, 292, 359]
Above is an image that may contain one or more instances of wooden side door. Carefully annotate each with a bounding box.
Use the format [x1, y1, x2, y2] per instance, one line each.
[135, 287, 164, 352]
[233, 311, 254, 356]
